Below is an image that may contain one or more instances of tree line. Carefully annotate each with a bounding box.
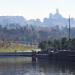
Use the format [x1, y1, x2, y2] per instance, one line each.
[38, 37, 75, 51]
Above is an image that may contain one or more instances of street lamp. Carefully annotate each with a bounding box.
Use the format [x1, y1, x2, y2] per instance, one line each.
[68, 16, 71, 50]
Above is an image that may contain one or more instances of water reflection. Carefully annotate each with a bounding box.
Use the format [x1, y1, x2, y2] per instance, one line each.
[0, 57, 75, 75]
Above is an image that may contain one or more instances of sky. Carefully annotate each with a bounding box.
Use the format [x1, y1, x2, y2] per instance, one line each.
[0, 0, 75, 20]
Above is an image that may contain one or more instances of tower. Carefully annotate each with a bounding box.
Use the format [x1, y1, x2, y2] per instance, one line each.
[56, 9, 59, 14]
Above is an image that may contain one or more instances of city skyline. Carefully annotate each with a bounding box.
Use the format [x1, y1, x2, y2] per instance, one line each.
[0, 0, 74, 20]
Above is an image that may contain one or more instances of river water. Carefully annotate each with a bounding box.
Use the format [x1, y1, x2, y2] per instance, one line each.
[0, 57, 75, 75]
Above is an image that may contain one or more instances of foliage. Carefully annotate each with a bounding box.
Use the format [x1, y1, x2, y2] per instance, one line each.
[61, 37, 68, 49]
[70, 39, 75, 50]
[38, 41, 50, 50]
[38, 37, 75, 51]
[0, 24, 74, 44]
[53, 39, 60, 50]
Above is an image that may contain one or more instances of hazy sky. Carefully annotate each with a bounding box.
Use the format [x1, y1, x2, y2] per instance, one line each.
[0, 0, 74, 20]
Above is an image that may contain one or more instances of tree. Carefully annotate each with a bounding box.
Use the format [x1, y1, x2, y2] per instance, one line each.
[48, 40, 52, 47]
[61, 37, 68, 49]
[38, 41, 49, 50]
[70, 38, 75, 50]
[53, 39, 60, 50]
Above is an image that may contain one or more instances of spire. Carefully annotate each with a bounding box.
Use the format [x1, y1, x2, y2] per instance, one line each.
[56, 9, 59, 14]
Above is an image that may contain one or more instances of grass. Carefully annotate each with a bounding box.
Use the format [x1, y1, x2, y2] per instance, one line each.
[0, 43, 39, 52]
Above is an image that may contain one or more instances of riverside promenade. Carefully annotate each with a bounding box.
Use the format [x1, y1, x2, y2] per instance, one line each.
[0, 50, 75, 62]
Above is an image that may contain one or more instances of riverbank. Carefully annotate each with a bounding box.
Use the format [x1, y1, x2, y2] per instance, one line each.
[0, 43, 40, 52]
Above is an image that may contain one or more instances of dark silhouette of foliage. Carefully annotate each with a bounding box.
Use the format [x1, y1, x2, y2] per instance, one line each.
[38, 37, 75, 51]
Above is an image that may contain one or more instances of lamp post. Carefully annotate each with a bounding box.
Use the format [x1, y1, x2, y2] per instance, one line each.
[69, 16, 71, 41]
[68, 16, 71, 49]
